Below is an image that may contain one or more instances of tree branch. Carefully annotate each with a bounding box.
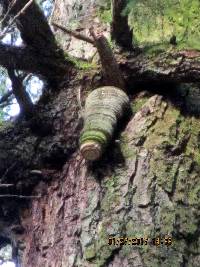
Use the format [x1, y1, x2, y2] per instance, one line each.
[0, 184, 14, 188]
[0, 42, 70, 82]
[1, 0, 72, 83]
[0, 194, 41, 199]
[1, 37, 200, 84]
[7, 68, 34, 117]
[52, 22, 94, 45]
[111, 0, 133, 49]
[0, 0, 34, 40]
[0, 91, 13, 104]
[118, 49, 200, 83]
[0, 0, 16, 27]
[2, 0, 60, 53]
[90, 28, 125, 89]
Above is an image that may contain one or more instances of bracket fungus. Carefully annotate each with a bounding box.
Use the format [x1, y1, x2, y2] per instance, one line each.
[80, 86, 130, 161]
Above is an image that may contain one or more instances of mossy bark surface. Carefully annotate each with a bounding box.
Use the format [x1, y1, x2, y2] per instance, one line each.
[14, 88, 200, 267]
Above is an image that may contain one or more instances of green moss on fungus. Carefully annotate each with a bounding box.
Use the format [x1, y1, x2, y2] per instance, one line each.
[80, 130, 108, 147]
[80, 87, 130, 160]
[80, 90, 200, 265]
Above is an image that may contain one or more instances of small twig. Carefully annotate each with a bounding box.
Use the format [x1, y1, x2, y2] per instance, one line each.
[7, 68, 34, 117]
[0, 184, 14, 188]
[0, 162, 17, 183]
[76, 86, 83, 110]
[52, 22, 95, 45]
[0, 91, 13, 104]
[0, 0, 17, 26]
[0, 0, 34, 40]
[0, 194, 41, 199]
[0, 102, 13, 109]
[30, 170, 42, 175]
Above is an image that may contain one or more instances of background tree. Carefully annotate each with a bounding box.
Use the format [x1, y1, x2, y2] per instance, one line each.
[0, 0, 200, 267]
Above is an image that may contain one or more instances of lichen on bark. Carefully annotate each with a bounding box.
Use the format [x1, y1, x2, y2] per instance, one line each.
[76, 91, 200, 266]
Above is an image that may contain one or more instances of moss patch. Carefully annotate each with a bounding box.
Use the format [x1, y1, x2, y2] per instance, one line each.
[97, 0, 112, 24]
[144, 106, 180, 150]
[64, 53, 97, 70]
[125, 0, 200, 50]
[97, 9, 112, 24]
[101, 175, 121, 213]
[85, 244, 96, 260]
[120, 133, 136, 159]
[81, 92, 200, 266]
[131, 97, 149, 114]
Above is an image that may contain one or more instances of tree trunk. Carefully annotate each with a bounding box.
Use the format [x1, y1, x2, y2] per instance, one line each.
[111, 0, 133, 49]
[1, 1, 200, 267]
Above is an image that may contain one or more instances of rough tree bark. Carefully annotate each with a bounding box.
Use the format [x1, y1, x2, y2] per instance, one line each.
[0, 1, 200, 267]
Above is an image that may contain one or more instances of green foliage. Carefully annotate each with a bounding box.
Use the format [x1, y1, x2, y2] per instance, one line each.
[97, 9, 112, 24]
[64, 53, 97, 70]
[98, 9, 112, 24]
[73, 60, 97, 70]
[97, 0, 112, 24]
[124, 0, 200, 49]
